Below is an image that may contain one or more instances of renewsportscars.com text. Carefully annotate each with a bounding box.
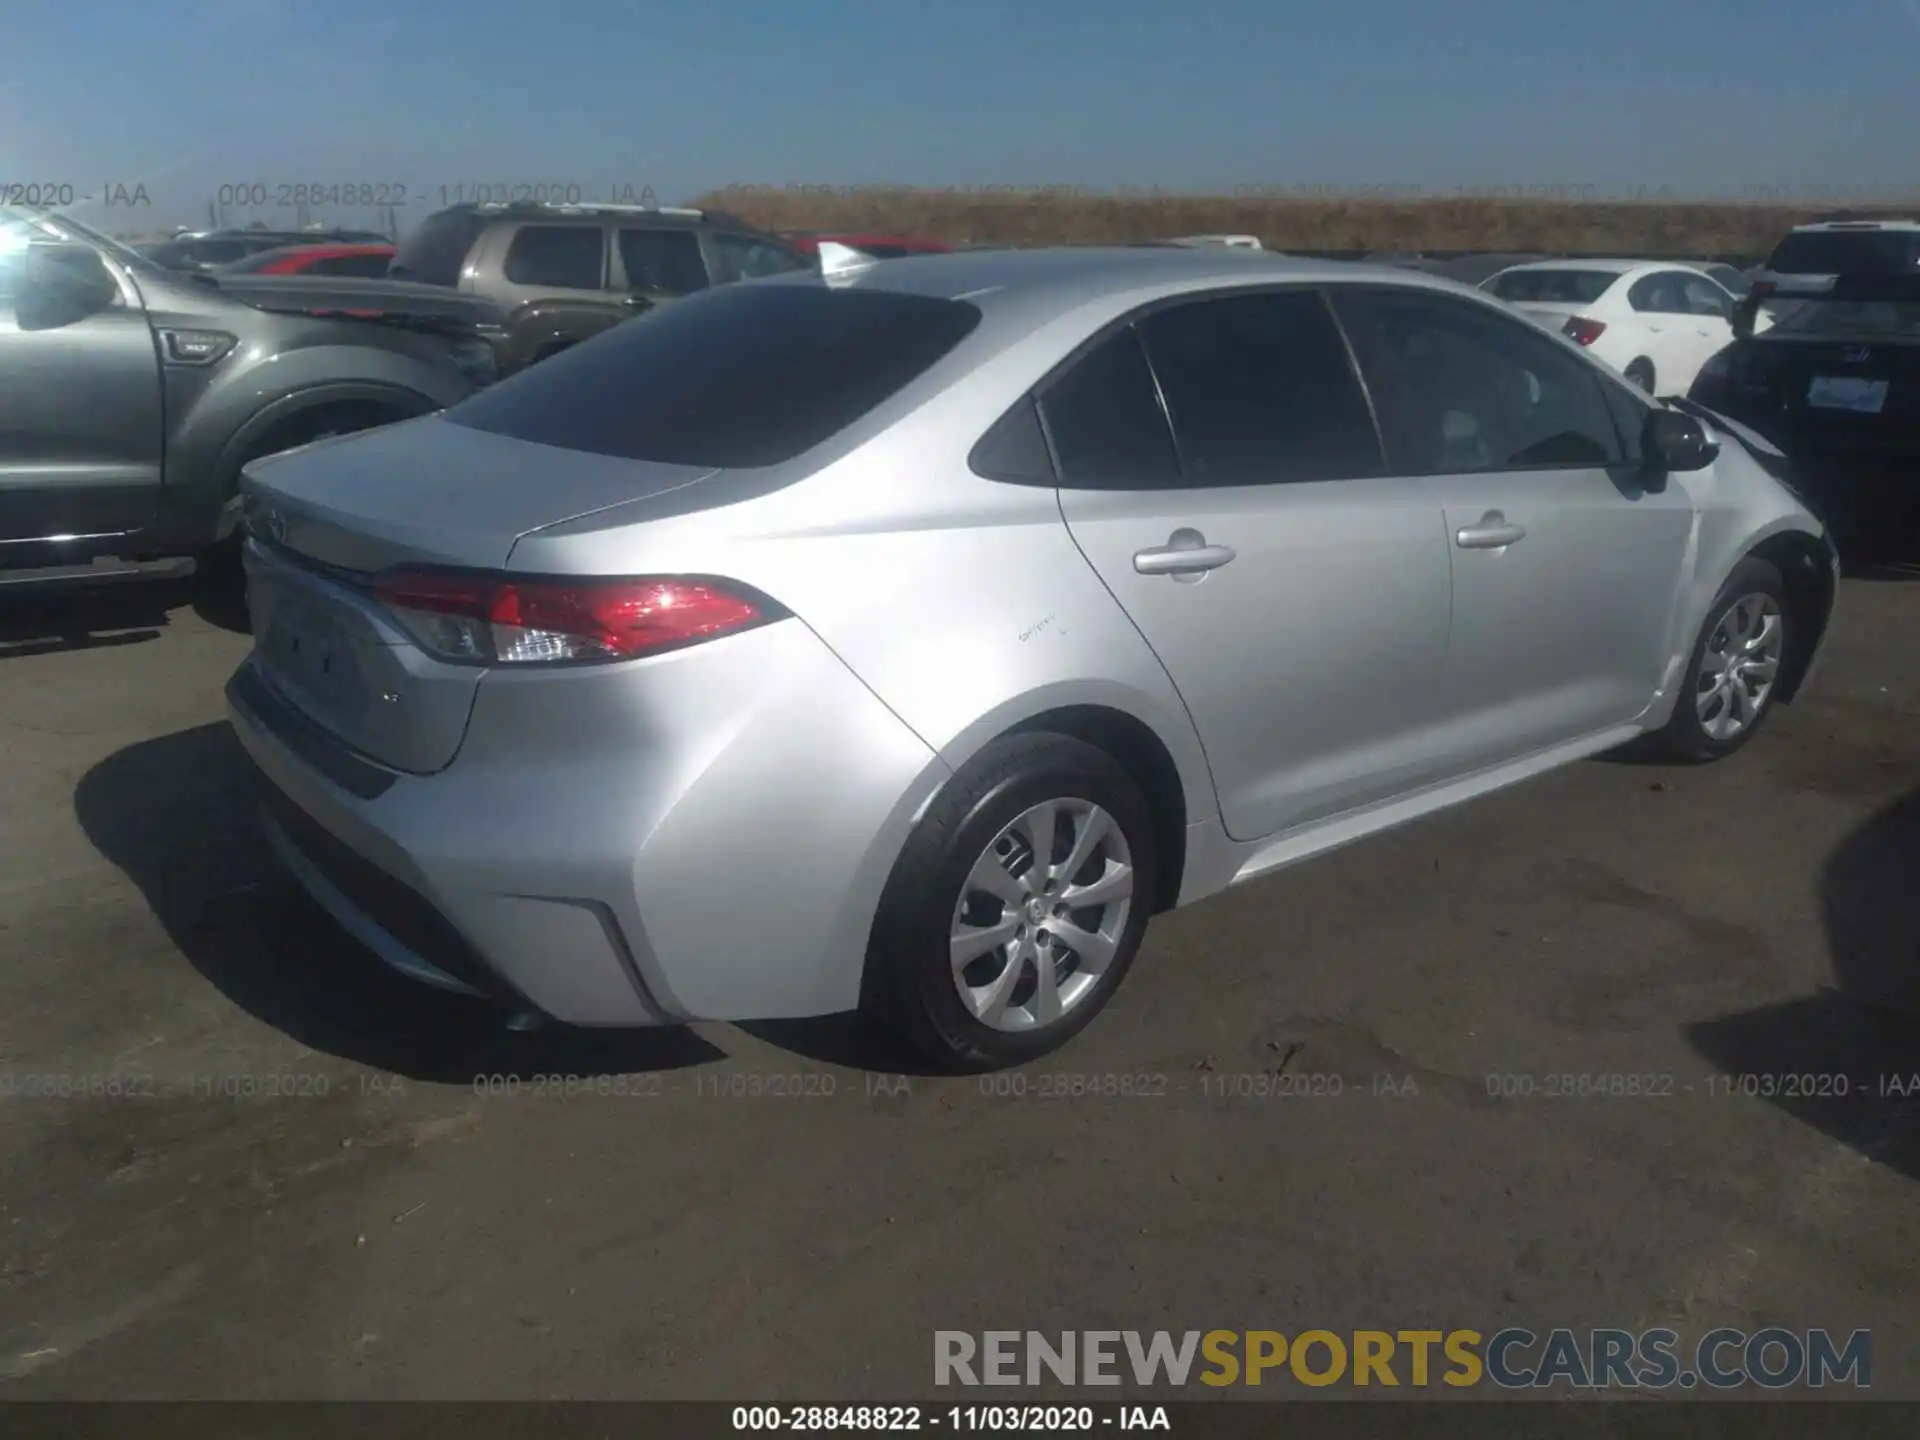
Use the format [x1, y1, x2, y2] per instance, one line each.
[934, 1328, 1872, 1390]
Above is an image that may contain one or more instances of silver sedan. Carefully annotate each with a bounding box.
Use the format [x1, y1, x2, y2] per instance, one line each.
[226, 246, 1837, 1069]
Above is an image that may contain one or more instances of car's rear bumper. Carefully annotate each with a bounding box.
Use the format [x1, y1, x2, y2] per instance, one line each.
[225, 618, 948, 1025]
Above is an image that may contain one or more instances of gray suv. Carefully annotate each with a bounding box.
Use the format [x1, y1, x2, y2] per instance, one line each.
[0, 207, 501, 589]
[388, 202, 811, 373]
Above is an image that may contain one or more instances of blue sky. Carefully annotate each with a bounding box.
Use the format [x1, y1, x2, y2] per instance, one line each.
[5, 0, 1918, 228]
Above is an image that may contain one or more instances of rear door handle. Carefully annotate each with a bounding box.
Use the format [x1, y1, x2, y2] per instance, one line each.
[1134, 535, 1237, 575]
[1455, 514, 1527, 550]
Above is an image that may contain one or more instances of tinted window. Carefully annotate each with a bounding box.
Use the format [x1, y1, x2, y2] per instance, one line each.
[1771, 299, 1920, 337]
[302, 253, 392, 278]
[710, 234, 810, 283]
[502, 225, 604, 289]
[1138, 290, 1382, 485]
[1334, 289, 1624, 473]
[1679, 275, 1734, 318]
[1627, 273, 1691, 314]
[970, 397, 1056, 485]
[448, 284, 981, 468]
[190, 239, 250, 264]
[390, 209, 484, 286]
[1766, 230, 1920, 276]
[1037, 327, 1181, 489]
[1486, 269, 1619, 304]
[619, 229, 709, 295]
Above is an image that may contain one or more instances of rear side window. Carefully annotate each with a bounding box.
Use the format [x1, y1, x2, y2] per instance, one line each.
[1627, 272, 1690, 314]
[1766, 230, 1920, 276]
[388, 209, 484, 287]
[447, 284, 982, 468]
[619, 229, 709, 295]
[502, 225, 604, 289]
[1037, 328, 1181, 489]
[1486, 269, 1619, 304]
[1137, 290, 1382, 485]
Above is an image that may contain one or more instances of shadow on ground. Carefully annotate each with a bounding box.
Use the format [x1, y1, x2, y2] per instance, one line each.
[1685, 786, 1920, 1181]
[0, 580, 190, 659]
[74, 721, 724, 1082]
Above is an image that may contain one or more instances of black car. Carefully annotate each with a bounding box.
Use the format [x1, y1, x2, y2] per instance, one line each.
[1692, 271, 1920, 542]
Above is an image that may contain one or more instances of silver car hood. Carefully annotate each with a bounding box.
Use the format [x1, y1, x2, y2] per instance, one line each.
[240, 415, 720, 574]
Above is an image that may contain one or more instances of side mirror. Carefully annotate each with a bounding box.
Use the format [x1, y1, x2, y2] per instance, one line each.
[16, 243, 120, 329]
[1642, 408, 1718, 477]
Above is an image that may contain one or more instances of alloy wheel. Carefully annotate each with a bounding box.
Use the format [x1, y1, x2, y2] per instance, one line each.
[947, 798, 1135, 1032]
[1696, 592, 1784, 741]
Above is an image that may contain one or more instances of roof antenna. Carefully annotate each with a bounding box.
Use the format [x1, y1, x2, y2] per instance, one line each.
[817, 240, 876, 284]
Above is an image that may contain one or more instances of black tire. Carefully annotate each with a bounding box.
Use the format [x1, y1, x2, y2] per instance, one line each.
[1625, 359, 1656, 394]
[864, 733, 1158, 1071]
[1646, 556, 1789, 763]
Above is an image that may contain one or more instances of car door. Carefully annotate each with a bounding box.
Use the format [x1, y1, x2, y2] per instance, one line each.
[1623, 271, 1703, 387]
[1046, 287, 1456, 843]
[1332, 285, 1695, 773]
[0, 238, 164, 543]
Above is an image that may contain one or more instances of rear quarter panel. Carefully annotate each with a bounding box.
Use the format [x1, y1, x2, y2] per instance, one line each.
[504, 358, 1222, 835]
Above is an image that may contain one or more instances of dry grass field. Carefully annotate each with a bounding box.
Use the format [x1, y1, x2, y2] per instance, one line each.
[696, 186, 1862, 258]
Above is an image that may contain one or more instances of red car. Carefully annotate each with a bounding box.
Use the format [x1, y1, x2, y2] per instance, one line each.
[215, 242, 398, 278]
[784, 232, 953, 260]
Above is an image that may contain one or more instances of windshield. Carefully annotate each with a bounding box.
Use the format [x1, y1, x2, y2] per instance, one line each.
[1765, 230, 1920, 276]
[1485, 269, 1619, 304]
[0, 205, 151, 270]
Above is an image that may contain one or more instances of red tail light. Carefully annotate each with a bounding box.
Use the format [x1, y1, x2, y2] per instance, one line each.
[1562, 316, 1607, 346]
[371, 569, 784, 665]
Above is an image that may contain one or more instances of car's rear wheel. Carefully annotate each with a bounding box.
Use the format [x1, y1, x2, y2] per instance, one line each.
[1647, 556, 1788, 762]
[865, 734, 1157, 1071]
[1625, 358, 1656, 393]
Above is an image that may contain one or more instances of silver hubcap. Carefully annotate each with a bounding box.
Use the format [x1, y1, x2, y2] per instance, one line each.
[1696, 592, 1783, 740]
[948, 798, 1135, 1033]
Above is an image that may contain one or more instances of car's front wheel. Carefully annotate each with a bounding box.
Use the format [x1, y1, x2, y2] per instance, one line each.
[865, 734, 1157, 1071]
[1647, 556, 1789, 762]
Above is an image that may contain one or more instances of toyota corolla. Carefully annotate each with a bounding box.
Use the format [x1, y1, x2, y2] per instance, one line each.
[226, 246, 1838, 1069]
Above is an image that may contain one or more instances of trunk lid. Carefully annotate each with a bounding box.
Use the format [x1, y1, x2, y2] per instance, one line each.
[239, 419, 720, 773]
[1739, 335, 1920, 459]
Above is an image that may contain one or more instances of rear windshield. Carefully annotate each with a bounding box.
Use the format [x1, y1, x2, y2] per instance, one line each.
[447, 283, 983, 468]
[389, 209, 484, 287]
[1486, 269, 1619, 304]
[1770, 300, 1920, 338]
[1765, 230, 1920, 276]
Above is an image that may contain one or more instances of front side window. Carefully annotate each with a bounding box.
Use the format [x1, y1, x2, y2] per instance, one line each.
[709, 234, 810, 283]
[1036, 327, 1181, 489]
[1137, 289, 1382, 485]
[1680, 275, 1735, 319]
[1333, 288, 1624, 474]
[502, 225, 605, 289]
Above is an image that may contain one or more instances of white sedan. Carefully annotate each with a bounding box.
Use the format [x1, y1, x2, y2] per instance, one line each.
[1480, 259, 1767, 395]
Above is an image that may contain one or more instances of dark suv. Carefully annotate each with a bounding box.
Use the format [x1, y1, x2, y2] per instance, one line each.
[387, 202, 811, 373]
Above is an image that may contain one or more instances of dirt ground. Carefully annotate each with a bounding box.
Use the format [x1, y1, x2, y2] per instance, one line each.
[1, 568, 1917, 1400]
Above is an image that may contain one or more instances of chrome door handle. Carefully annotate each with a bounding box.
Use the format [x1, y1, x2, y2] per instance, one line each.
[1455, 514, 1527, 549]
[1134, 537, 1237, 575]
